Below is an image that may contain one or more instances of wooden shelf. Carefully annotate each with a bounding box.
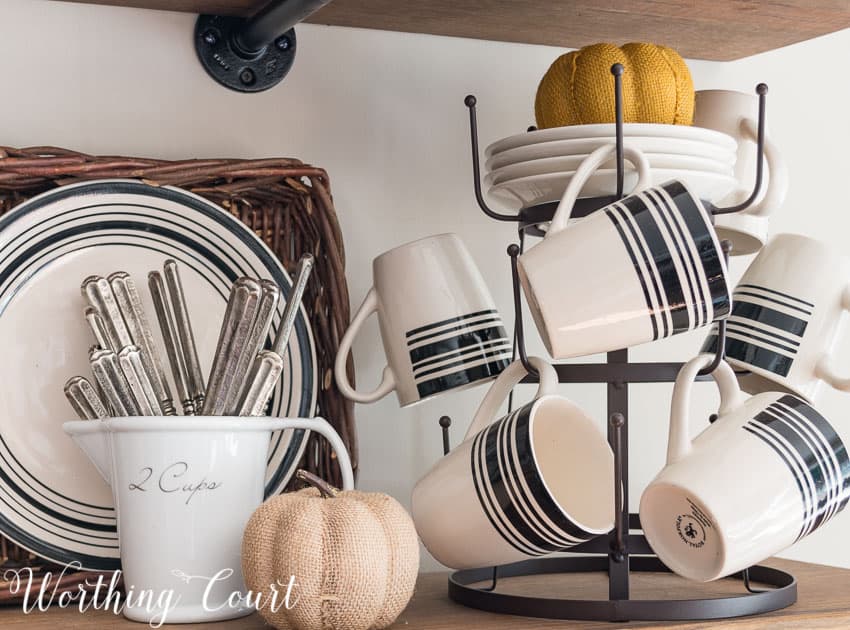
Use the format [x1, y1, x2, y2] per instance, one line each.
[1, 559, 849, 628]
[52, 0, 850, 61]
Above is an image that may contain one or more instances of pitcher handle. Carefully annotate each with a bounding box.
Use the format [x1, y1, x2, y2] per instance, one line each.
[268, 417, 354, 490]
[463, 357, 558, 441]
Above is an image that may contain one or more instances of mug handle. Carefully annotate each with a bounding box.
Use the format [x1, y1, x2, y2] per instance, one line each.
[547, 144, 653, 235]
[740, 118, 788, 218]
[268, 417, 355, 490]
[814, 286, 850, 392]
[667, 356, 748, 465]
[334, 288, 397, 404]
[463, 357, 558, 441]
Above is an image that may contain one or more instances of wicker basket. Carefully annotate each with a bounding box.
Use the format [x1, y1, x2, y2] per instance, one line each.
[0, 146, 357, 596]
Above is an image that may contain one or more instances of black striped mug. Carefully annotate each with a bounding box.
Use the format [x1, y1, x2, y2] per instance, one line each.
[702, 233, 850, 404]
[412, 357, 615, 569]
[334, 233, 511, 407]
[640, 356, 850, 582]
[517, 144, 732, 359]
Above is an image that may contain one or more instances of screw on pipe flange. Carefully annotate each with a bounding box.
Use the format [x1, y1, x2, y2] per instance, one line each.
[239, 68, 256, 86]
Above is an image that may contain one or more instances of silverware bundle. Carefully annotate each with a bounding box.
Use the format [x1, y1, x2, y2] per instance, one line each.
[64, 254, 314, 420]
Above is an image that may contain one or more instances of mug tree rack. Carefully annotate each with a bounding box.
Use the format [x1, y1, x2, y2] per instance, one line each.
[437, 66, 798, 622]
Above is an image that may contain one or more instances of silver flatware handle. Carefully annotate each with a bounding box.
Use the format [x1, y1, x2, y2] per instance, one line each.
[64, 376, 109, 420]
[118, 345, 162, 416]
[149, 271, 195, 415]
[225, 279, 280, 415]
[82, 276, 133, 350]
[84, 306, 111, 351]
[90, 349, 139, 417]
[202, 277, 262, 416]
[109, 271, 176, 416]
[163, 260, 206, 411]
[271, 253, 315, 359]
[236, 350, 285, 417]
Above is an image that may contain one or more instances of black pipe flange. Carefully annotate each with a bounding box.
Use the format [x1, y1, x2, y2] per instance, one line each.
[195, 15, 296, 93]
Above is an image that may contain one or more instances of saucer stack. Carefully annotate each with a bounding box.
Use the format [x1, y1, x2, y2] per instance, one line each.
[484, 123, 739, 208]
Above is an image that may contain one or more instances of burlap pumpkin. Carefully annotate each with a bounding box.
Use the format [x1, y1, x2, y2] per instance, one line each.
[241, 471, 419, 630]
[535, 42, 694, 129]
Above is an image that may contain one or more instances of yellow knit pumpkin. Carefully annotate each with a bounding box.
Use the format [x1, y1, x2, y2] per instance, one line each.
[535, 42, 694, 129]
[241, 470, 419, 630]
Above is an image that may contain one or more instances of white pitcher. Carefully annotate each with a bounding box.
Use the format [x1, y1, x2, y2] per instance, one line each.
[64, 416, 353, 624]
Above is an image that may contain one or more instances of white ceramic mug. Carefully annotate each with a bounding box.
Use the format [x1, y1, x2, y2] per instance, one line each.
[702, 233, 850, 403]
[641, 356, 850, 582]
[694, 90, 789, 255]
[64, 416, 353, 624]
[335, 233, 511, 407]
[412, 357, 614, 569]
[517, 144, 732, 359]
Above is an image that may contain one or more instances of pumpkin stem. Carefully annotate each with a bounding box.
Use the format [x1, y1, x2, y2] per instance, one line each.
[295, 469, 340, 498]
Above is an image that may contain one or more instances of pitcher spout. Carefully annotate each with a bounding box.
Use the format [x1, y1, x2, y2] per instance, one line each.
[63, 420, 112, 485]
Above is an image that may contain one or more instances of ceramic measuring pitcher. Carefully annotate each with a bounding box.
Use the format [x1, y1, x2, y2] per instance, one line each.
[64, 416, 353, 625]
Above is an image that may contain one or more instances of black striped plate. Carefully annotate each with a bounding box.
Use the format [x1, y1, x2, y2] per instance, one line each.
[0, 180, 318, 570]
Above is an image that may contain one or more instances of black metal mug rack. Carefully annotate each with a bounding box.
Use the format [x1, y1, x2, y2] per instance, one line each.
[439, 66, 798, 622]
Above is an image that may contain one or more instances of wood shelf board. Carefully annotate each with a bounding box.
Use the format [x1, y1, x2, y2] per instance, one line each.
[2, 558, 850, 628]
[53, 0, 259, 16]
[51, 0, 850, 60]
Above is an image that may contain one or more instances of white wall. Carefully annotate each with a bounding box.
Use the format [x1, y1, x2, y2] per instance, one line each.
[2, 0, 849, 571]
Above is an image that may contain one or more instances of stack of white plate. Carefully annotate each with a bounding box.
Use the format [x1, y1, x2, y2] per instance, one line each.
[484, 123, 739, 209]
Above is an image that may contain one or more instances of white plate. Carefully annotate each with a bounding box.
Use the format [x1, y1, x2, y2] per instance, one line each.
[488, 169, 738, 208]
[486, 153, 733, 186]
[0, 180, 318, 570]
[486, 136, 736, 171]
[485, 123, 737, 158]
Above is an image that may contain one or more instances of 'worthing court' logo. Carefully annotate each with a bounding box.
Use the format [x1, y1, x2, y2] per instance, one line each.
[3, 561, 299, 628]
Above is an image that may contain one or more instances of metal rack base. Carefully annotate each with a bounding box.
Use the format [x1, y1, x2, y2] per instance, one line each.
[449, 556, 797, 622]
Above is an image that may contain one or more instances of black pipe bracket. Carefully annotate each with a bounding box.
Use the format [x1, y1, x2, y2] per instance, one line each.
[195, 15, 296, 93]
[195, 0, 332, 92]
